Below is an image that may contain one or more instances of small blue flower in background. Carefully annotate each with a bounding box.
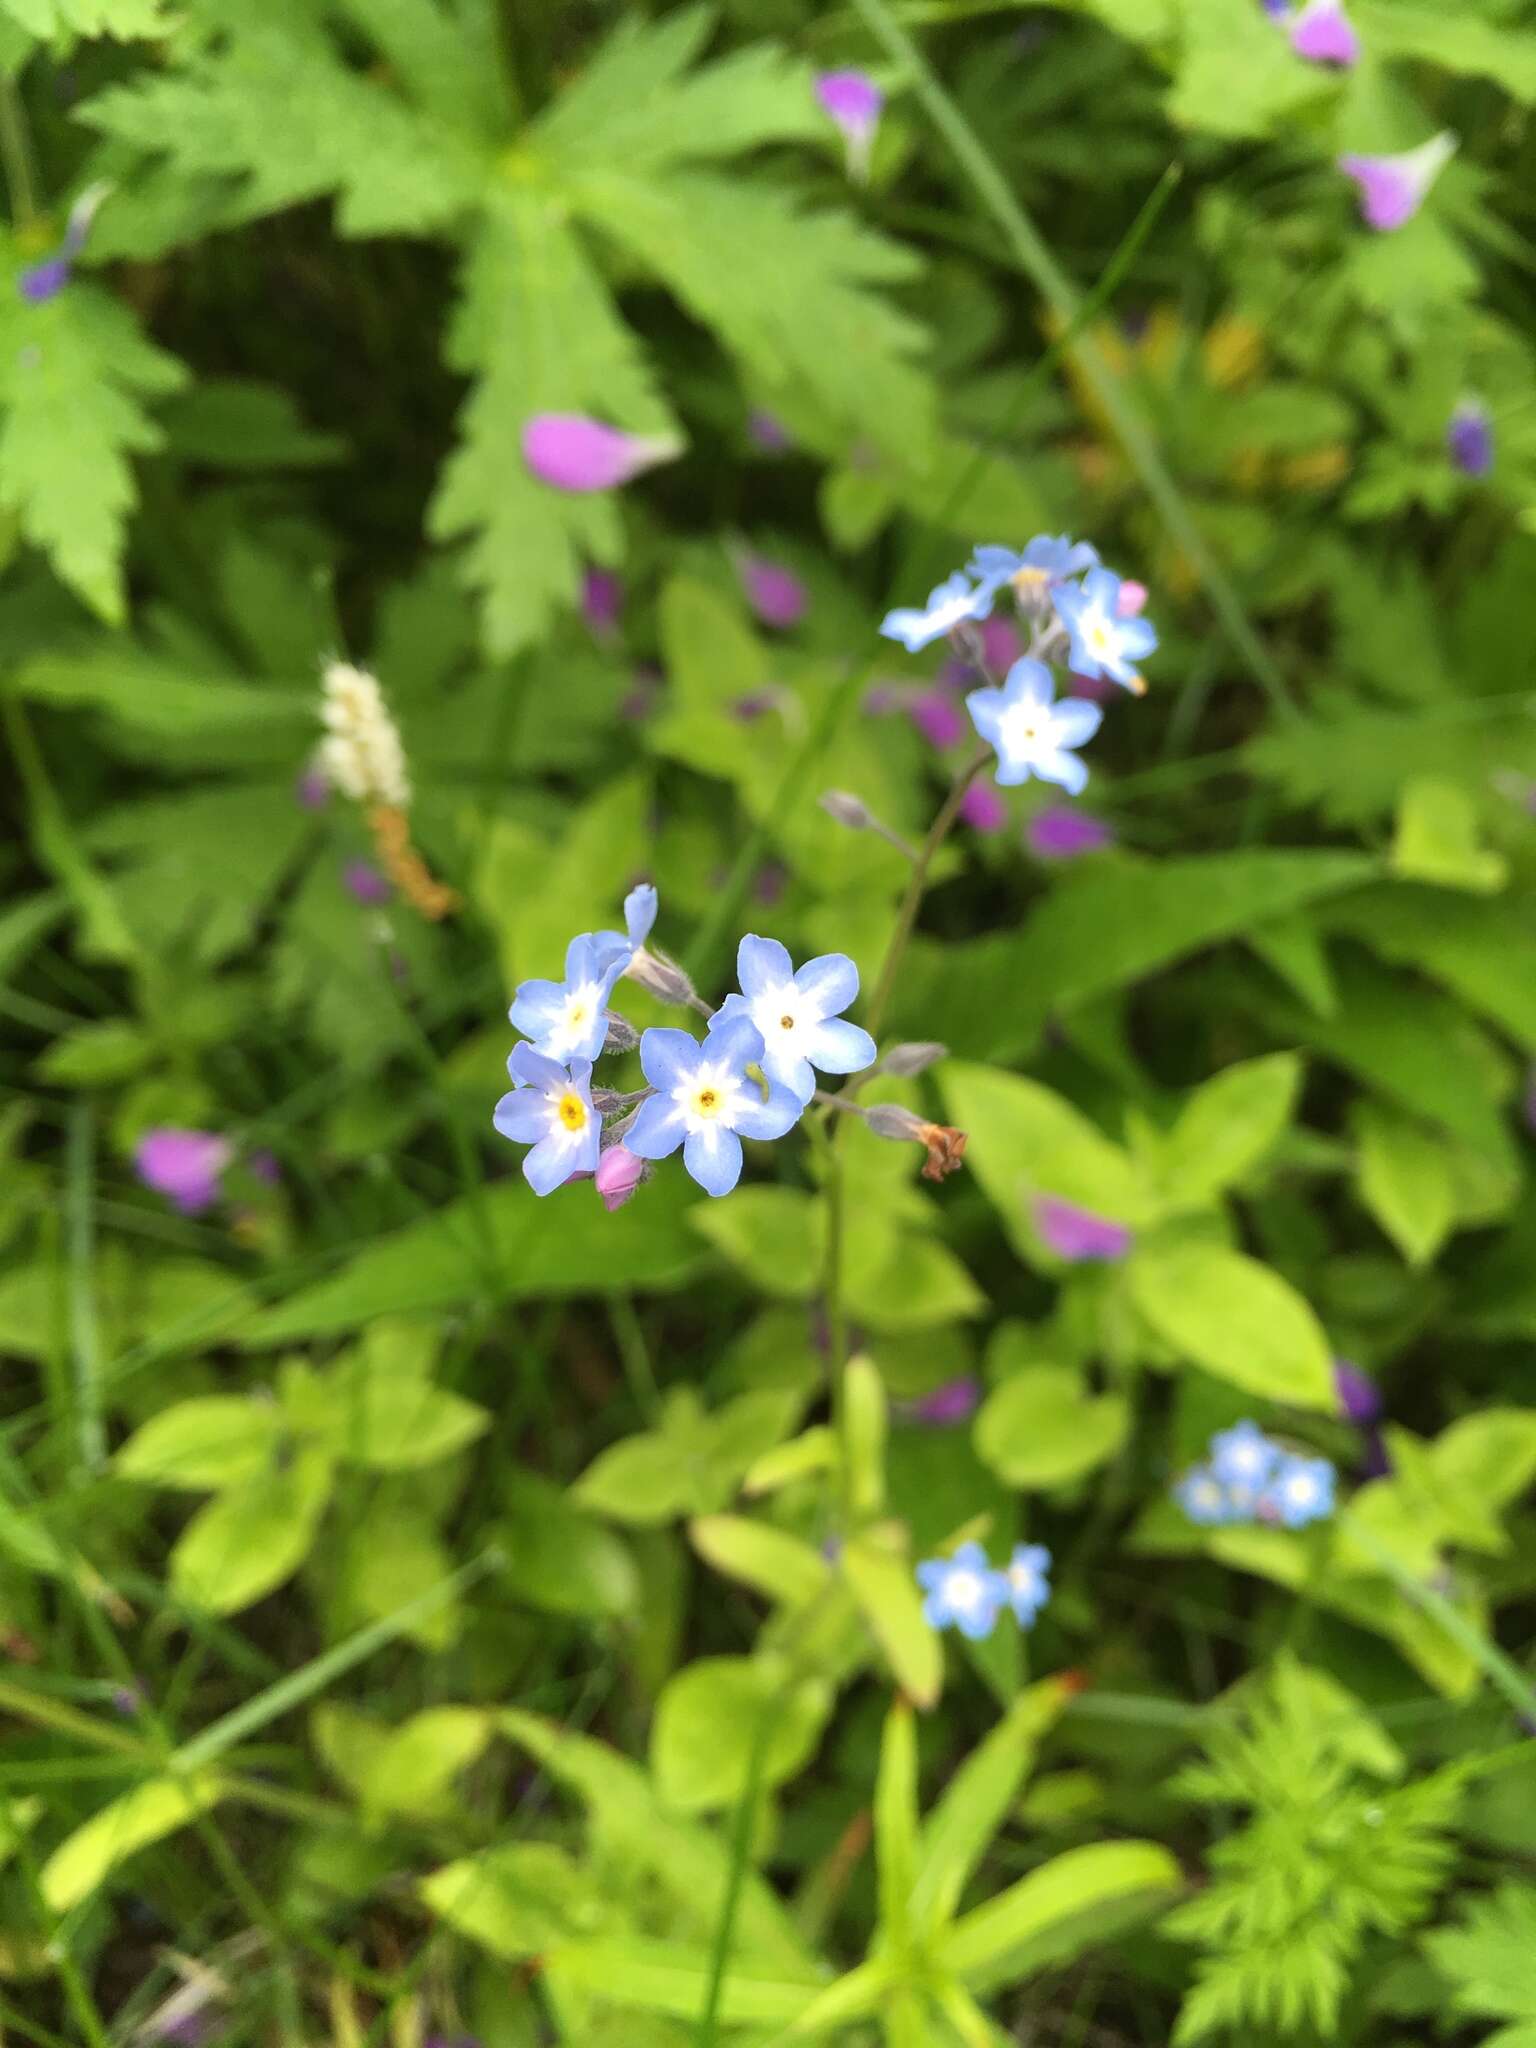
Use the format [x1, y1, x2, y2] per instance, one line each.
[1000, 1542, 1052, 1626]
[966, 658, 1102, 794]
[879, 570, 993, 652]
[916, 1541, 1005, 1639]
[714, 935, 876, 1107]
[1174, 1424, 1337, 1531]
[625, 1011, 803, 1197]
[1269, 1453, 1336, 1529]
[968, 534, 1101, 605]
[510, 930, 631, 1064]
[624, 882, 658, 950]
[493, 1045, 600, 1195]
[1054, 568, 1157, 693]
[1176, 1468, 1236, 1527]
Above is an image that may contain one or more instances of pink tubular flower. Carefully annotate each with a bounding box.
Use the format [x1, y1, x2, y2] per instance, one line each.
[1338, 132, 1456, 232]
[909, 689, 966, 749]
[522, 413, 680, 493]
[1116, 580, 1148, 618]
[1333, 1358, 1382, 1426]
[595, 1144, 646, 1212]
[581, 567, 623, 640]
[737, 552, 807, 630]
[1027, 805, 1113, 860]
[1035, 1195, 1131, 1263]
[135, 1129, 233, 1216]
[960, 780, 1007, 833]
[1289, 0, 1359, 65]
[342, 859, 392, 906]
[815, 70, 883, 179]
[979, 613, 1024, 676]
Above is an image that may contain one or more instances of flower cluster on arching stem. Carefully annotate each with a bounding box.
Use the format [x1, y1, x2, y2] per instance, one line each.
[494, 886, 878, 1203]
[879, 532, 1158, 796]
[1174, 1421, 1337, 1530]
[916, 1540, 1052, 1640]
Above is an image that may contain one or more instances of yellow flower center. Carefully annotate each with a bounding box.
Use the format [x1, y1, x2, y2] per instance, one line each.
[694, 1086, 722, 1118]
[558, 1091, 587, 1132]
[779, 1013, 795, 1030]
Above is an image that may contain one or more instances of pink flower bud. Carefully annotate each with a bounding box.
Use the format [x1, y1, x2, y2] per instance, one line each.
[1034, 1195, 1131, 1263]
[1115, 580, 1148, 618]
[595, 1144, 646, 1212]
[737, 552, 807, 629]
[959, 780, 1007, 833]
[522, 413, 680, 493]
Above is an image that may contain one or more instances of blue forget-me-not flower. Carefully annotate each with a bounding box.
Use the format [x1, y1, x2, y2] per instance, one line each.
[1270, 1454, 1336, 1528]
[968, 535, 1100, 607]
[493, 1044, 601, 1195]
[714, 935, 876, 1107]
[966, 658, 1102, 794]
[1054, 568, 1157, 693]
[879, 570, 994, 652]
[625, 1011, 803, 1197]
[1000, 1542, 1052, 1626]
[1174, 1423, 1337, 1531]
[916, 1541, 1006, 1640]
[510, 931, 631, 1065]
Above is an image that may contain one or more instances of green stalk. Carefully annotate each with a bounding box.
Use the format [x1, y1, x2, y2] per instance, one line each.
[849, 0, 1296, 719]
[65, 1104, 106, 1474]
[1349, 1525, 1536, 1724]
[695, 1702, 777, 2048]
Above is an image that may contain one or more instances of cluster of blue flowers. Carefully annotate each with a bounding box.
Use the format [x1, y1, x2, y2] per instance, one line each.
[916, 1540, 1052, 1640]
[1174, 1422, 1336, 1530]
[879, 534, 1158, 796]
[493, 886, 878, 1200]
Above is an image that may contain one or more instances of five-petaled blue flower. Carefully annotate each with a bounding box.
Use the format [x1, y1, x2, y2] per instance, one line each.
[879, 570, 993, 652]
[916, 1541, 1005, 1640]
[1175, 1468, 1236, 1527]
[968, 535, 1100, 605]
[714, 935, 876, 1107]
[966, 658, 1102, 794]
[510, 931, 630, 1065]
[1054, 568, 1157, 693]
[626, 1011, 803, 1197]
[1269, 1453, 1336, 1529]
[493, 1044, 600, 1195]
[1209, 1421, 1280, 1506]
[1000, 1542, 1052, 1626]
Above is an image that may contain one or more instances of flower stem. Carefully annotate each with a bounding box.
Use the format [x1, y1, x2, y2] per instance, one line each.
[866, 742, 989, 1040]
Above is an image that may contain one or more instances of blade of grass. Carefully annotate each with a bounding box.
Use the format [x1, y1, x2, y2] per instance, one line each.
[847, 0, 1296, 720]
[65, 1102, 106, 1475]
[1349, 1523, 1536, 1724]
[683, 162, 1181, 986]
[695, 1694, 779, 2048]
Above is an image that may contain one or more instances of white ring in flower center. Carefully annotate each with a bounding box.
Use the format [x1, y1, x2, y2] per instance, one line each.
[946, 1569, 985, 1611]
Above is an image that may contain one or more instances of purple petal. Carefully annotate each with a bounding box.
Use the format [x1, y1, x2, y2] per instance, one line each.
[908, 689, 967, 749]
[522, 413, 679, 493]
[979, 614, 1023, 675]
[1034, 1195, 1131, 1262]
[959, 780, 1007, 833]
[1333, 1358, 1382, 1425]
[815, 69, 883, 134]
[908, 1376, 981, 1426]
[18, 255, 71, 304]
[581, 567, 623, 639]
[342, 859, 392, 905]
[1447, 401, 1493, 477]
[294, 766, 331, 810]
[747, 408, 792, 453]
[135, 1129, 233, 1215]
[1289, 0, 1359, 65]
[1027, 805, 1112, 860]
[738, 553, 807, 630]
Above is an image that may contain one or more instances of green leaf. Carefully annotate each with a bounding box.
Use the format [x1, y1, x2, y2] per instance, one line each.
[0, 270, 186, 622]
[1324, 886, 1536, 1055]
[1424, 1884, 1536, 2027]
[501, 1471, 638, 1619]
[33, 1019, 152, 1087]
[940, 1839, 1181, 1991]
[844, 1231, 985, 1331]
[904, 854, 1377, 1061]
[1128, 1239, 1336, 1412]
[339, 1509, 461, 1651]
[1432, 1410, 1536, 1513]
[691, 1185, 822, 1299]
[429, 187, 676, 656]
[1155, 1054, 1302, 1209]
[650, 1656, 831, 1813]
[1353, 2, 1536, 99]
[572, 1433, 695, 1526]
[689, 1515, 831, 1608]
[422, 1841, 606, 1960]
[975, 1365, 1129, 1490]
[1166, 0, 1331, 139]
[169, 1445, 332, 1613]
[285, 1353, 488, 1471]
[2, 0, 167, 37]
[543, 1937, 824, 2025]
[843, 1355, 887, 1518]
[912, 1677, 1075, 1934]
[41, 1771, 226, 1912]
[115, 1396, 285, 1491]
[842, 1534, 943, 1710]
[317, 1703, 492, 1820]
[1390, 776, 1507, 894]
[1355, 1101, 1460, 1267]
[875, 1700, 919, 1961]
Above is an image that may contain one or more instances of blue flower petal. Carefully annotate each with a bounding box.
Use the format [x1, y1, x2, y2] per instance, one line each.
[624, 882, 658, 949]
[760, 1046, 817, 1106]
[803, 1017, 876, 1076]
[509, 1041, 568, 1092]
[638, 1026, 700, 1093]
[791, 951, 859, 1019]
[705, 1008, 766, 1072]
[734, 1079, 804, 1141]
[1002, 657, 1054, 707]
[1036, 747, 1090, 797]
[684, 1123, 744, 1196]
[524, 1127, 592, 1196]
[508, 980, 566, 1043]
[493, 1089, 548, 1144]
[626, 1093, 688, 1160]
[1051, 699, 1103, 749]
[737, 933, 794, 998]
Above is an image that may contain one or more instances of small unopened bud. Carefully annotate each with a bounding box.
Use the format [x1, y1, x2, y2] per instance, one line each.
[879, 1041, 947, 1079]
[624, 945, 697, 1008]
[595, 1142, 647, 1212]
[819, 789, 873, 831]
[864, 1104, 968, 1181]
[603, 1012, 640, 1053]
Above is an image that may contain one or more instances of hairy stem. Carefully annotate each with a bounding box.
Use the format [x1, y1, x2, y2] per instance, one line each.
[866, 741, 990, 1040]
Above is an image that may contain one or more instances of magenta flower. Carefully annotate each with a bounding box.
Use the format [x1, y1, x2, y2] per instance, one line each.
[815, 69, 883, 179]
[1027, 805, 1113, 860]
[1034, 1195, 1131, 1262]
[16, 181, 108, 305]
[907, 1376, 982, 1426]
[294, 765, 331, 811]
[960, 779, 1008, 833]
[135, 1129, 233, 1216]
[979, 613, 1023, 676]
[595, 1144, 646, 1213]
[522, 413, 680, 493]
[1333, 1358, 1382, 1426]
[1338, 132, 1456, 232]
[909, 689, 967, 749]
[342, 859, 392, 906]
[747, 408, 792, 453]
[581, 567, 623, 640]
[247, 1149, 281, 1186]
[737, 552, 807, 630]
[1289, 0, 1359, 65]
[1447, 399, 1493, 477]
[1116, 580, 1148, 618]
